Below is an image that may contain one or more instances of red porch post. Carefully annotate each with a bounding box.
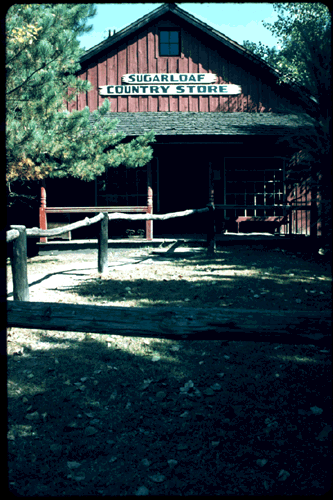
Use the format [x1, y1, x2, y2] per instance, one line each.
[39, 180, 47, 243]
[146, 162, 153, 240]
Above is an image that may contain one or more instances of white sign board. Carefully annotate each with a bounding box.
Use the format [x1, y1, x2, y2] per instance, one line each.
[122, 73, 217, 84]
[99, 84, 242, 96]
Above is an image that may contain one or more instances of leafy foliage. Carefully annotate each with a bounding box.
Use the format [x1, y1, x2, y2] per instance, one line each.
[6, 4, 155, 189]
[243, 3, 332, 240]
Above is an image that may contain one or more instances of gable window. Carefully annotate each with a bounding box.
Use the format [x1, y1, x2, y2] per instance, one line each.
[159, 30, 180, 56]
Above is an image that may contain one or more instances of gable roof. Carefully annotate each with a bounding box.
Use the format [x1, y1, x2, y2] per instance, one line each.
[80, 3, 315, 115]
[80, 3, 277, 76]
[89, 112, 314, 137]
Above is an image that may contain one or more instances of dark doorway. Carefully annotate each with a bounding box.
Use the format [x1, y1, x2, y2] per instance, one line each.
[155, 144, 209, 235]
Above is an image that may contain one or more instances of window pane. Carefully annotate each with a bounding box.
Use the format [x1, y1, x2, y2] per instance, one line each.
[169, 44, 179, 55]
[169, 31, 179, 43]
[160, 44, 170, 55]
[160, 31, 169, 43]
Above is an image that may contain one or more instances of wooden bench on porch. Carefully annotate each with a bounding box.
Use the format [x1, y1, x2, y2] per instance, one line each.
[40, 206, 152, 243]
[214, 204, 291, 235]
[235, 215, 288, 234]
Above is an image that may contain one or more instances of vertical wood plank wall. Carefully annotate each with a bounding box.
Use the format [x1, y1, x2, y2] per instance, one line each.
[71, 20, 303, 114]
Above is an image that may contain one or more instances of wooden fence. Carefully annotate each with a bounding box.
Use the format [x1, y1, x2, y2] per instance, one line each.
[7, 204, 330, 346]
[7, 301, 331, 347]
[7, 207, 210, 301]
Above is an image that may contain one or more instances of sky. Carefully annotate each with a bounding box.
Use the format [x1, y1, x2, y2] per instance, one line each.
[78, 3, 280, 52]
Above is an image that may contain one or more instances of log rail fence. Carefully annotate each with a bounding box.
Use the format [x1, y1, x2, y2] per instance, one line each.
[7, 204, 330, 347]
[7, 206, 210, 301]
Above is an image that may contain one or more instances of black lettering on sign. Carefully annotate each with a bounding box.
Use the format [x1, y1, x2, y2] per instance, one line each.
[160, 86, 170, 93]
[150, 86, 159, 94]
[176, 85, 185, 93]
[197, 86, 206, 93]
[208, 86, 217, 93]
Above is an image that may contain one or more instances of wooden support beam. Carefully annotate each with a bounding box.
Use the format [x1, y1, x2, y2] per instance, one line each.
[39, 181, 47, 243]
[7, 301, 331, 347]
[10, 226, 29, 301]
[207, 203, 216, 254]
[146, 162, 153, 240]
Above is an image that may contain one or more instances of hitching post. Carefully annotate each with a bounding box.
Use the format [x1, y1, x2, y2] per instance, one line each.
[10, 225, 30, 301]
[98, 213, 108, 274]
[207, 203, 216, 255]
[207, 163, 216, 254]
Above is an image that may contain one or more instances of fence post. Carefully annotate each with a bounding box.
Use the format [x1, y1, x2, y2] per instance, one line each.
[207, 203, 216, 255]
[10, 225, 29, 301]
[98, 213, 108, 274]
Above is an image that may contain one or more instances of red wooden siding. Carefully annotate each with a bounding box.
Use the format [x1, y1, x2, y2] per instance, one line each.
[147, 28, 157, 111]
[97, 54, 107, 109]
[138, 30, 148, 111]
[71, 18, 304, 114]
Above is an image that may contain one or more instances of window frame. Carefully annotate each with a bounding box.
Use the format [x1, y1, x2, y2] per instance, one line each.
[158, 29, 181, 57]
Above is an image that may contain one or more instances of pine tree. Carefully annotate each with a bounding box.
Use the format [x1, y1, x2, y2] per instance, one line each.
[6, 4, 155, 209]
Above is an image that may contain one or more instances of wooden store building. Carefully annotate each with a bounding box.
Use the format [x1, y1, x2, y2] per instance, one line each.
[40, 3, 317, 241]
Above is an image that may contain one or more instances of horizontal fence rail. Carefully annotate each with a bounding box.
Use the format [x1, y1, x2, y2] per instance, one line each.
[45, 206, 149, 213]
[107, 207, 209, 221]
[6, 207, 212, 301]
[7, 301, 332, 347]
[26, 212, 105, 238]
[6, 229, 20, 242]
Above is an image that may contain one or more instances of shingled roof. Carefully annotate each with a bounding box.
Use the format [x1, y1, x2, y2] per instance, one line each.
[89, 112, 314, 137]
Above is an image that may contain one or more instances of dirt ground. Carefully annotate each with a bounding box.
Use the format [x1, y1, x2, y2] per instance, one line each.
[6, 244, 332, 495]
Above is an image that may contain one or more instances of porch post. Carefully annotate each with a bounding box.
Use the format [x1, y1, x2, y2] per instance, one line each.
[207, 162, 216, 254]
[146, 162, 153, 240]
[39, 179, 47, 243]
[208, 162, 214, 206]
